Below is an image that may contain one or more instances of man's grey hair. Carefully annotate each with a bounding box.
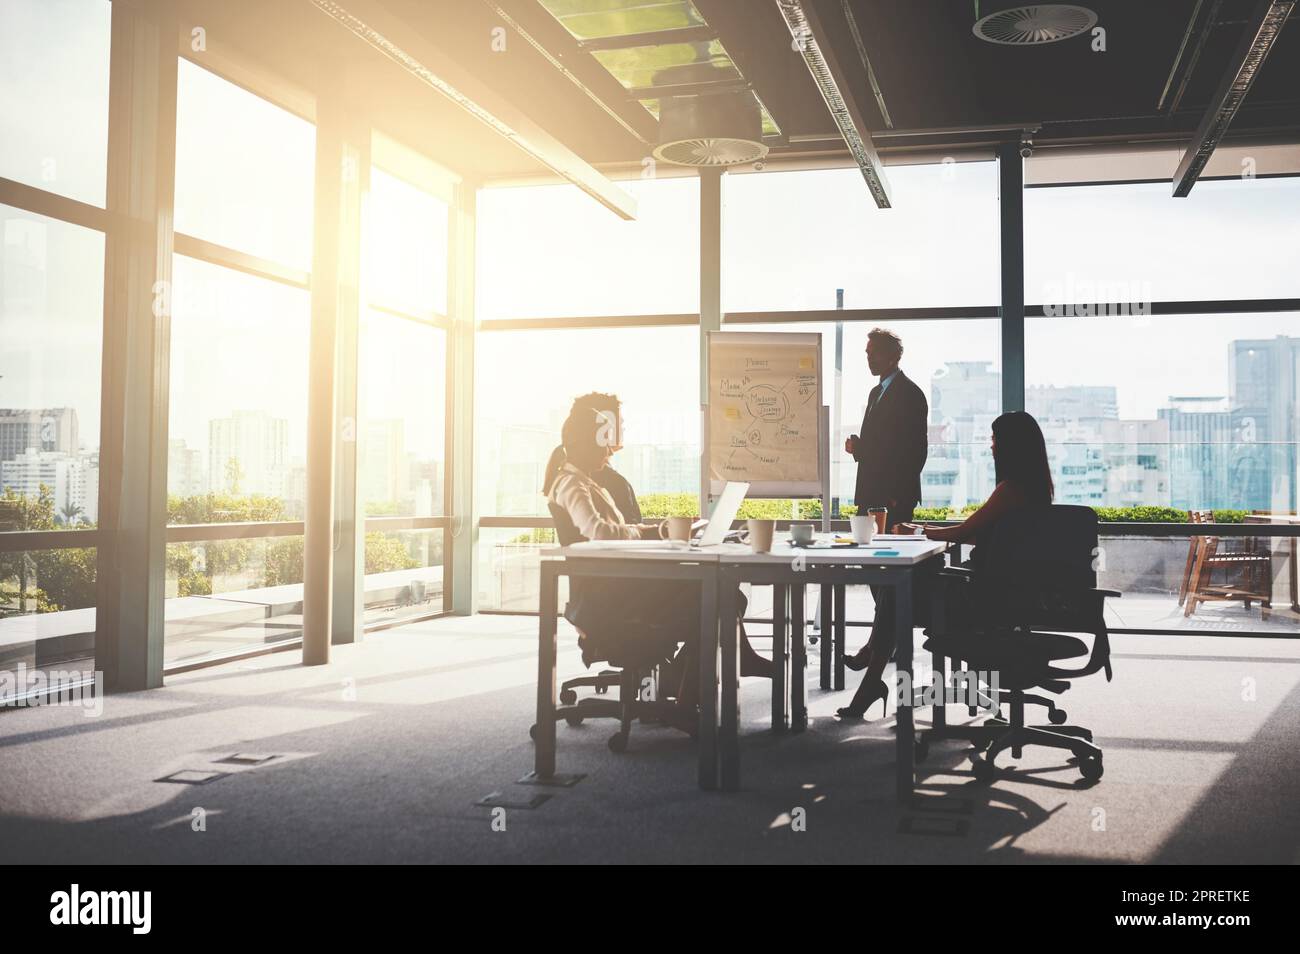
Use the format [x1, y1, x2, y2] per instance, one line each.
[867, 327, 903, 358]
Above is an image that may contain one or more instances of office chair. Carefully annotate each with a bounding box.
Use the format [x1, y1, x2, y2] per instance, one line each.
[919, 505, 1118, 783]
[529, 500, 684, 752]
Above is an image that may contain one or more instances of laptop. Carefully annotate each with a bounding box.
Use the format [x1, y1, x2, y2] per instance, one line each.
[694, 481, 750, 547]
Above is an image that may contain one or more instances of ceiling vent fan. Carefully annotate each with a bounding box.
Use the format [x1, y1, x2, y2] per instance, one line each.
[972, 3, 1098, 45]
[652, 91, 768, 167]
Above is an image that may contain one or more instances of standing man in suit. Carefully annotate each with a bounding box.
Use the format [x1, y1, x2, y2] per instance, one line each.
[839, 328, 930, 717]
[845, 328, 928, 530]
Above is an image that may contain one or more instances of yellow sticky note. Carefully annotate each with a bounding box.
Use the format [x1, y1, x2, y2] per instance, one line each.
[724, 407, 740, 420]
[799, 357, 812, 369]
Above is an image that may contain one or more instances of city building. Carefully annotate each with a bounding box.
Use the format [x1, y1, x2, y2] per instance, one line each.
[167, 438, 206, 498]
[0, 448, 97, 523]
[208, 410, 289, 498]
[0, 407, 78, 464]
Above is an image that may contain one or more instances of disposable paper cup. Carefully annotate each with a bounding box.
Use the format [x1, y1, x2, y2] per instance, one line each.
[747, 519, 776, 553]
[790, 523, 815, 546]
[664, 516, 695, 542]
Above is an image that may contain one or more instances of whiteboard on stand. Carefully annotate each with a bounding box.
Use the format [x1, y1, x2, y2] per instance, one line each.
[704, 330, 825, 499]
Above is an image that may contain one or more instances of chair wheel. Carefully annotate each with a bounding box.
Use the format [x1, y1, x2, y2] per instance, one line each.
[1078, 754, 1104, 781]
[565, 714, 584, 727]
[607, 732, 629, 753]
[559, 688, 577, 705]
[1049, 708, 1067, 725]
[972, 755, 996, 782]
[594, 685, 608, 695]
[915, 739, 930, 763]
[528, 723, 538, 740]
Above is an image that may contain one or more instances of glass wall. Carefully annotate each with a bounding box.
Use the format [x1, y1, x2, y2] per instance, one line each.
[723, 161, 1000, 312]
[0, 0, 110, 695]
[0, 0, 112, 207]
[164, 59, 316, 665]
[358, 160, 452, 623]
[173, 57, 316, 268]
[474, 159, 1298, 635]
[1025, 176, 1300, 305]
[0, 207, 103, 682]
[476, 175, 699, 320]
[1026, 312, 1299, 514]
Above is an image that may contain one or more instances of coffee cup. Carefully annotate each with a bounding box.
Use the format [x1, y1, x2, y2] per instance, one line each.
[790, 523, 815, 546]
[747, 519, 776, 553]
[663, 516, 695, 542]
[849, 515, 876, 545]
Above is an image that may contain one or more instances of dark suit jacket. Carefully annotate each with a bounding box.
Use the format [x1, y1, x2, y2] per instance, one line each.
[852, 369, 929, 510]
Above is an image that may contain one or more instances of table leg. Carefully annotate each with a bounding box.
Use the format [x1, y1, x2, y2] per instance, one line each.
[1291, 537, 1299, 613]
[819, 584, 833, 690]
[894, 571, 916, 802]
[931, 567, 947, 732]
[720, 570, 741, 791]
[833, 583, 846, 691]
[791, 583, 807, 731]
[771, 584, 788, 732]
[535, 560, 559, 779]
[698, 563, 720, 791]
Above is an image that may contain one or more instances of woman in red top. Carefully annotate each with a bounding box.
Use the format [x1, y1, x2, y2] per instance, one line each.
[837, 411, 1055, 719]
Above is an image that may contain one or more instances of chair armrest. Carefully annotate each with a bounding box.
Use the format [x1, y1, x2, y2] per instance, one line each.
[1094, 587, 1122, 599]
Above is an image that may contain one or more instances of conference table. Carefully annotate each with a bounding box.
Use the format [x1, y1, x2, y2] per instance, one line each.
[534, 534, 950, 800]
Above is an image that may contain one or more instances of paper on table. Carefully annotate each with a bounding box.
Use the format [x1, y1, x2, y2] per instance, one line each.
[566, 539, 685, 550]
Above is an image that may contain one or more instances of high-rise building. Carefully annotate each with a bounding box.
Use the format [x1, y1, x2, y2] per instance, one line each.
[1159, 396, 1233, 510]
[926, 362, 1000, 508]
[1100, 419, 1170, 507]
[0, 407, 79, 463]
[167, 438, 206, 498]
[1229, 335, 1299, 512]
[0, 448, 97, 523]
[361, 419, 407, 510]
[1026, 384, 1118, 425]
[208, 410, 289, 498]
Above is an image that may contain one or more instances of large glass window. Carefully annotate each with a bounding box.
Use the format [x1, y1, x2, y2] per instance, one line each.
[1026, 312, 1299, 514]
[173, 58, 316, 269]
[1, 205, 103, 675]
[164, 256, 310, 665]
[0, 0, 111, 207]
[723, 161, 1000, 313]
[359, 310, 446, 518]
[1, 206, 104, 494]
[476, 176, 699, 320]
[476, 325, 700, 517]
[367, 167, 449, 318]
[168, 255, 310, 513]
[1025, 177, 1300, 305]
[358, 160, 451, 622]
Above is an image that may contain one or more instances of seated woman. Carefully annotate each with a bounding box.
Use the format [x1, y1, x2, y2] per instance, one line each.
[837, 410, 1055, 719]
[543, 393, 773, 701]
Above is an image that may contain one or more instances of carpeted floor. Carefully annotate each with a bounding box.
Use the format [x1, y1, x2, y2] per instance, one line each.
[2, 613, 1299, 864]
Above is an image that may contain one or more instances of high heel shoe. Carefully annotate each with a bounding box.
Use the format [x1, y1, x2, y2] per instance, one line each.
[842, 651, 869, 672]
[835, 678, 889, 720]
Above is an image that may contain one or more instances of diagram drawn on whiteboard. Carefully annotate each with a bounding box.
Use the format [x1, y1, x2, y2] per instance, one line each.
[708, 332, 822, 490]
